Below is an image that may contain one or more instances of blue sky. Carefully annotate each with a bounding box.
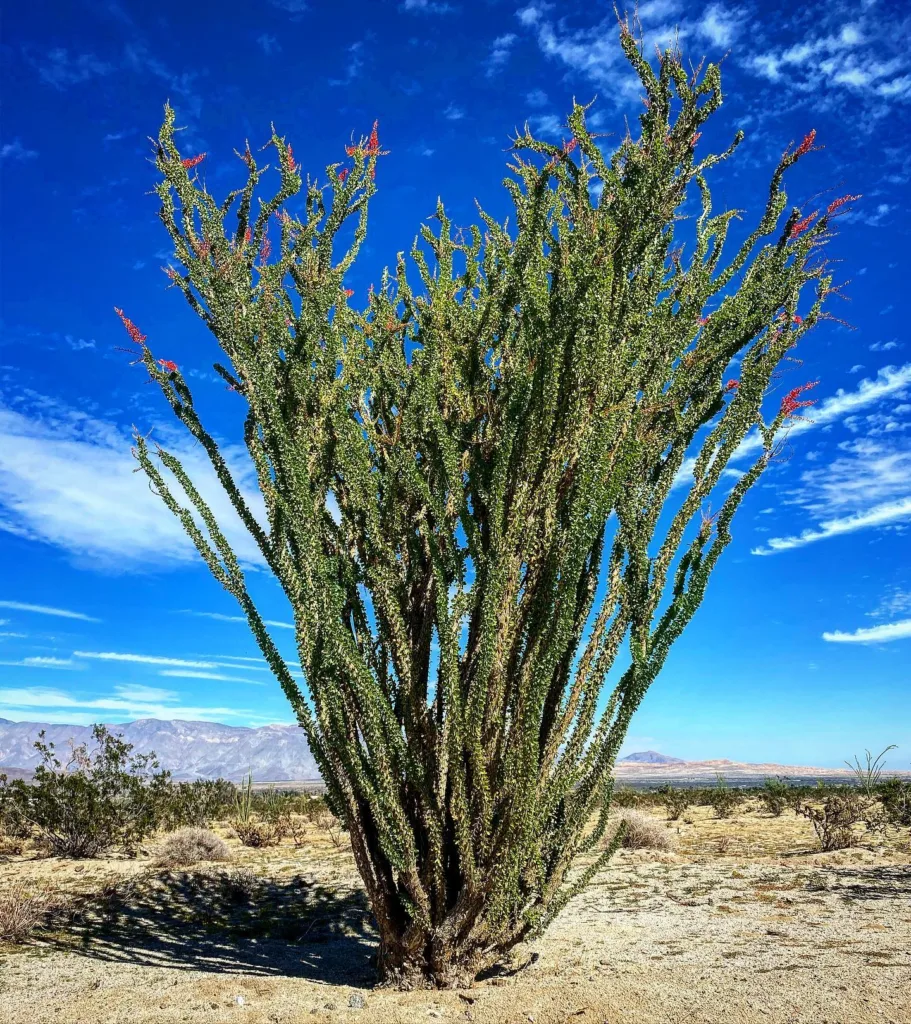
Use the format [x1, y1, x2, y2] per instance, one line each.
[0, 0, 909, 768]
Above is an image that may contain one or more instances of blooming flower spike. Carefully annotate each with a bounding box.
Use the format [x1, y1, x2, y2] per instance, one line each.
[114, 307, 146, 346]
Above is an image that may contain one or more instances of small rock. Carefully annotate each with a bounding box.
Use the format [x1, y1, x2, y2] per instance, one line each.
[348, 993, 365, 1009]
[235, 995, 246, 1007]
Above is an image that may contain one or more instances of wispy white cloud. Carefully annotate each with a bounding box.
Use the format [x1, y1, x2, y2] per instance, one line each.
[529, 113, 563, 137]
[752, 497, 911, 555]
[793, 439, 911, 515]
[26, 48, 113, 89]
[256, 34, 281, 55]
[0, 657, 80, 670]
[329, 41, 364, 87]
[486, 33, 518, 76]
[694, 3, 744, 48]
[0, 397, 267, 571]
[158, 670, 265, 685]
[0, 600, 99, 622]
[74, 651, 217, 668]
[399, 0, 455, 12]
[182, 611, 294, 630]
[1, 139, 39, 162]
[867, 588, 911, 620]
[0, 684, 254, 723]
[73, 649, 271, 678]
[202, 654, 269, 664]
[122, 44, 205, 121]
[822, 619, 911, 644]
[444, 103, 465, 121]
[268, 0, 309, 14]
[674, 364, 911, 489]
[746, 13, 911, 107]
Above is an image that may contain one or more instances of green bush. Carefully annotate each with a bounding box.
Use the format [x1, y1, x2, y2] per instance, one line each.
[759, 777, 789, 817]
[879, 777, 911, 827]
[612, 789, 641, 809]
[158, 778, 235, 830]
[0, 725, 171, 858]
[230, 775, 288, 848]
[658, 785, 690, 821]
[708, 775, 742, 819]
[798, 792, 868, 851]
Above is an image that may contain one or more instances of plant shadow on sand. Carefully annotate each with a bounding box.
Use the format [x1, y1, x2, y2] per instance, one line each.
[825, 864, 911, 902]
[40, 868, 379, 987]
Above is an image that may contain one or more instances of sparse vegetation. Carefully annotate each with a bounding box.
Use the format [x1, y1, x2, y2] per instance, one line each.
[759, 777, 790, 817]
[156, 828, 232, 868]
[0, 880, 55, 943]
[709, 775, 743, 819]
[880, 776, 911, 826]
[659, 785, 690, 821]
[230, 775, 288, 848]
[616, 809, 675, 851]
[158, 779, 236, 830]
[798, 791, 869, 851]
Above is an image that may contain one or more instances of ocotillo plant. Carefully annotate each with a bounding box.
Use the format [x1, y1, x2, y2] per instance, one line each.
[121, 30, 852, 987]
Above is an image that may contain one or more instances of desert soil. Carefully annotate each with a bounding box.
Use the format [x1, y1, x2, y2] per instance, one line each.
[0, 805, 909, 1024]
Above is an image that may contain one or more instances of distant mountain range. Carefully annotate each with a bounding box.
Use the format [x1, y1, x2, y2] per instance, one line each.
[0, 718, 319, 782]
[620, 750, 685, 764]
[1, 721, 905, 784]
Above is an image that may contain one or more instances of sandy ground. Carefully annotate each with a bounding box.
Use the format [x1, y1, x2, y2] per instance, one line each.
[1, 805, 909, 1024]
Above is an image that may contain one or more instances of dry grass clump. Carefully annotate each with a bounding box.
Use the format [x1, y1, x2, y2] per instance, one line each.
[0, 880, 55, 943]
[617, 809, 675, 851]
[156, 827, 232, 868]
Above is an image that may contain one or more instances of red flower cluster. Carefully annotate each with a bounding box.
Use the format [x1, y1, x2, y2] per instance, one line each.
[789, 211, 818, 240]
[259, 236, 272, 263]
[181, 153, 206, 169]
[158, 359, 178, 373]
[367, 121, 380, 155]
[794, 129, 816, 158]
[691, 132, 702, 146]
[286, 144, 296, 172]
[192, 239, 211, 258]
[346, 122, 382, 159]
[114, 307, 146, 345]
[162, 267, 180, 281]
[697, 316, 709, 326]
[244, 227, 252, 244]
[724, 379, 739, 393]
[344, 288, 354, 297]
[338, 167, 349, 183]
[781, 380, 819, 418]
[562, 138, 578, 155]
[826, 193, 861, 215]
[792, 315, 803, 325]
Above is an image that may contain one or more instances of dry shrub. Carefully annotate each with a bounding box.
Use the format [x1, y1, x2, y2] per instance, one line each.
[232, 819, 286, 848]
[617, 810, 674, 851]
[798, 792, 869, 852]
[219, 867, 259, 904]
[0, 880, 55, 943]
[156, 827, 232, 867]
[0, 833, 25, 857]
